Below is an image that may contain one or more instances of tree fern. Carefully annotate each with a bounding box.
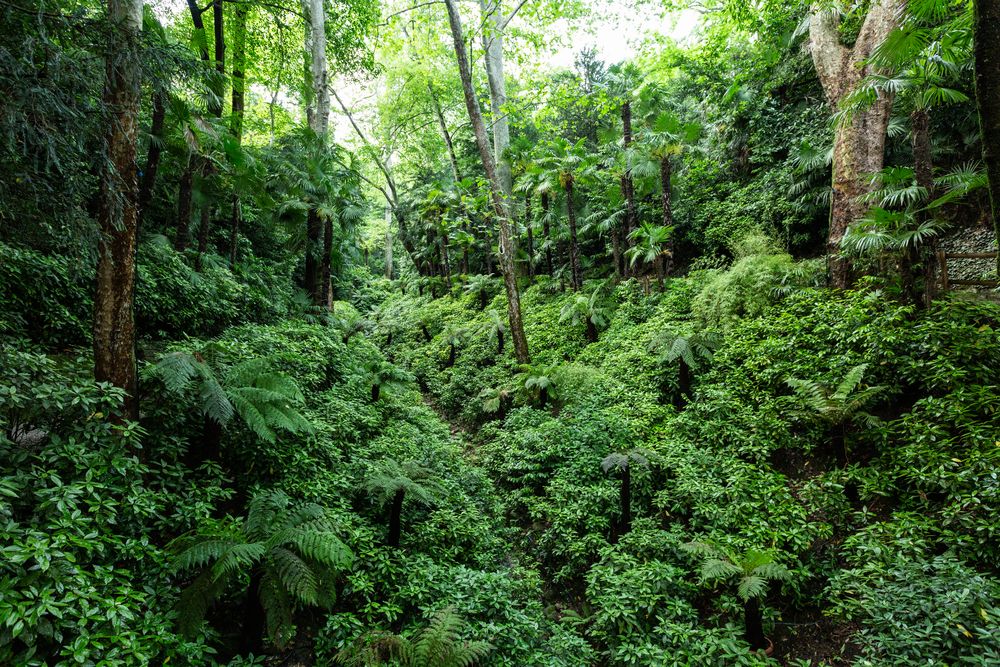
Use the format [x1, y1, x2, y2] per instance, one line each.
[171, 489, 353, 648]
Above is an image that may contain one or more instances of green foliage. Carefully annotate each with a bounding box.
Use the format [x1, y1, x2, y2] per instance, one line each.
[171, 489, 353, 647]
[336, 607, 492, 666]
[683, 542, 791, 603]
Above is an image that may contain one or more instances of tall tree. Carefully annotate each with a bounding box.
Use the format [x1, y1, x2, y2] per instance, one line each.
[444, 0, 530, 364]
[303, 0, 331, 306]
[809, 0, 903, 287]
[94, 0, 144, 420]
[975, 0, 1000, 274]
[227, 0, 248, 265]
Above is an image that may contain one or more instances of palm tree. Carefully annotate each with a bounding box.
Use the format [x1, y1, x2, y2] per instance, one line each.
[362, 459, 442, 548]
[516, 363, 560, 409]
[604, 63, 643, 264]
[634, 103, 700, 272]
[683, 541, 790, 653]
[785, 363, 885, 465]
[146, 349, 313, 462]
[625, 223, 673, 289]
[171, 490, 353, 653]
[559, 286, 610, 343]
[517, 156, 559, 277]
[601, 449, 649, 537]
[443, 327, 469, 368]
[648, 330, 720, 409]
[363, 360, 413, 402]
[335, 607, 492, 666]
[463, 273, 498, 309]
[536, 138, 595, 290]
[485, 309, 507, 356]
[478, 385, 512, 420]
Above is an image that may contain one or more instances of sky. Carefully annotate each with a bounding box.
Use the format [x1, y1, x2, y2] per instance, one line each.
[548, 4, 701, 70]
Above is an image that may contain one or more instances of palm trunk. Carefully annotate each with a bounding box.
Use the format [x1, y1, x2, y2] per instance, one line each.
[622, 100, 637, 269]
[228, 197, 240, 266]
[388, 488, 404, 547]
[585, 318, 597, 343]
[195, 201, 211, 271]
[241, 570, 265, 655]
[525, 195, 535, 280]
[566, 181, 583, 290]
[175, 163, 193, 252]
[975, 0, 1000, 276]
[138, 90, 165, 219]
[94, 0, 143, 422]
[660, 156, 675, 277]
[305, 208, 322, 304]
[541, 193, 554, 275]
[744, 597, 767, 651]
[322, 216, 334, 308]
[676, 359, 691, 409]
[445, 0, 530, 364]
[447, 343, 456, 367]
[497, 330, 504, 355]
[371, 383, 380, 402]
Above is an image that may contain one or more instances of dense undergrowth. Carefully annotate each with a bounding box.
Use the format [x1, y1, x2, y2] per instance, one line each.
[3, 240, 1000, 665]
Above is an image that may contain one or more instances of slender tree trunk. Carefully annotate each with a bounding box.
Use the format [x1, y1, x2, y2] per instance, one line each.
[445, 0, 530, 364]
[241, 570, 265, 656]
[195, 199, 211, 271]
[138, 90, 165, 219]
[371, 383, 380, 402]
[447, 343, 456, 367]
[304, 0, 330, 307]
[744, 597, 767, 651]
[810, 0, 901, 288]
[430, 83, 460, 182]
[538, 386, 548, 409]
[212, 0, 225, 110]
[497, 330, 504, 355]
[305, 208, 322, 303]
[622, 100, 637, 271]
[323, 217, 334, 307]
[620, 465, 631, 535]
[385, 205, 394, 279]
[660, 156, 675, 276]
[565, 181, 583, 290]
[478, 0, 513, 196]
[175, 162, 194, 252]
[975, 0, 1000, 275]
[388, 489, 405, 547]
[228, 2, 247, 266]
[676, 358, 691, 409]
[585, 317, 597, 343]
[95, 0, 143, 422]
[525, 195, 535, 280]
[541, 193, 554, 275]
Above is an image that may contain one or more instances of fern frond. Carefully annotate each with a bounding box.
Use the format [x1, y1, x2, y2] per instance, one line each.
[270, 546, 321, 605]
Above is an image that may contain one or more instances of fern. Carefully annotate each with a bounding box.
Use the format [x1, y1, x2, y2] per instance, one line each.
[171, 490, 353, 647]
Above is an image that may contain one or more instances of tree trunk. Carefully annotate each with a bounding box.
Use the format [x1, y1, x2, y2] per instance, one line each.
[447, 343, 456, 367]
[478, 0, 513, 197]
[202, 414, 223, 463]
[910, 108, 933, 306]
[371, 383, 380, 402]
[385, 205, 394, 279]
[322, 217, 334, 307]
[388, 488, 404, 547]
[975, 0, 1000, 275]
[445, 0, 530, 364]
[744, 597, 767, 652]
[175, 162, 194, 252]
[541, 192, 554, 275]
[497, 330, 504, 355]
[430, 83, 460, 183]
[138, 90, 165, 219]
[620, 465, 631, 535]
[304, 0, 329, 136]
[94, 0, 143, 422]
[538, 386, 548, 409]
[525, 195, 535, 280]
[241, 569, 265, 656]
[585, 317, 597, 343]
[305, 208, 322, 304]
[660, 156, 675, 277]
[212, 0, 225, 114]
[195, 199, 211, 271]
[565, 180, 582, 290]
[622, 100, 637, 270]
[228, 1, 247, 267]
[441, 233, 451, 285]
[809, 0, 901, 288]
[676, 358, 691, 409]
